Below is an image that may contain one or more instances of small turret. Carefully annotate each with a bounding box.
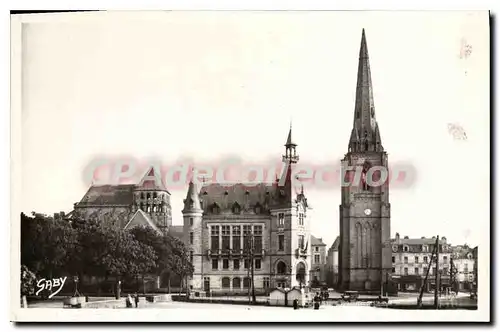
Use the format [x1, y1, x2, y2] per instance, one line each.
[183, 180, 202, 213]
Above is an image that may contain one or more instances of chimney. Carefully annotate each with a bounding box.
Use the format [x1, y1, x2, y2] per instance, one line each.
[395, 232, 400, 243]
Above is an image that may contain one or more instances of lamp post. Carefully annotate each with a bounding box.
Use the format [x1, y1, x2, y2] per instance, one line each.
[73, 275, 81, 298]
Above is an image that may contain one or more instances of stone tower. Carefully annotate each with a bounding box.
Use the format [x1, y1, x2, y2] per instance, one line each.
[182, 180, 203, 290]
[338, 29, 391, 292]
[132, 166, 172, 232]
[269, 125, 311, 289]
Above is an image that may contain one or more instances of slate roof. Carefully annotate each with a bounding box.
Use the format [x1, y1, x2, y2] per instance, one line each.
[391, 237, 448, 245]
[311, 235, 326, 246]
[136, 167, 169, 192]
[331, 236, 340, 251]
[199, 182, 278, 213]
[78, 184, 135, 206]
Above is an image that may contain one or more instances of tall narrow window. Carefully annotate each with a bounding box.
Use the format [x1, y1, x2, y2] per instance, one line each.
[223, 259, 229, 270]
[299, 235, 305, 249]
[278, 235, 284, 251]
[404, 267, 408, 276]
[233, 259, 240, 270]
[243, 225, 252, 251]
[255, 259, 261, 270]
[212, 259, 218, 270]
[189, 232, 194, 245]
[222, 225, 230, 251]
[189, 218, 193, 226]
[299, 213, 304, 226]
[415, 256, 419, 264]
[404, 256, 408, 264]
[232, 226, 241, 251]
[278, 213, 285, 227]
[190, 251, 193, 263]
[263, 277, 270, 289]
[254, 225, 262, 252]
[211, 226, 219, 251]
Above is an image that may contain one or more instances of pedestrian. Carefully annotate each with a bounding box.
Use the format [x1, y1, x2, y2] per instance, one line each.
[134, 293, 139, 308]
[126, 294, 133, 308]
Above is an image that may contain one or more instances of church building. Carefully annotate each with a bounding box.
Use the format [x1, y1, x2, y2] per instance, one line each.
[69, 167, 179, 236]
[338, 29, 392, 292]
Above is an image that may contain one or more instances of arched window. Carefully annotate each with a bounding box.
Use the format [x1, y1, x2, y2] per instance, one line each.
[277, 261, 287, 275]
[296, 262, 306, 284]
[403, 245, 409, 252]
[232, 277, 241, 289]
[221, 277, 230, 289]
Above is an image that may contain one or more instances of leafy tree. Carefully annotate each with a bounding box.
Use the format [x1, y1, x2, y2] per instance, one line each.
[20, 265, 37, 308]
[20, 213, 77, 279]
[129, 227, 193, 293]
[69, 218, 157, 294]
[165, 234, 193, 293]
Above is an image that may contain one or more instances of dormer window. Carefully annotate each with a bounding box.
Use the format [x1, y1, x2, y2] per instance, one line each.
[422, 245, 428, 252]
[254, 203, 262, 214]
[211, 203, 220, 214]
[392, 245, 398, 252]
[232, 202, 241, 214]
[403, 245, 409, 252]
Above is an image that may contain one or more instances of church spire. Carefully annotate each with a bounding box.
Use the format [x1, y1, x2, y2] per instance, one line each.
[348, 29, 384, 153]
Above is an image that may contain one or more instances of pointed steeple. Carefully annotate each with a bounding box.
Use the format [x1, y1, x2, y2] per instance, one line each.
[283, 123, 299, 163]
[285, 121, 296, 147]
[349, 29, 384, 153]
[182, 180, 202, 212]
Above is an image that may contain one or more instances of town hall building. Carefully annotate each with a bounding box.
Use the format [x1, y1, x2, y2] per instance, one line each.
[182, 128, 313, 294]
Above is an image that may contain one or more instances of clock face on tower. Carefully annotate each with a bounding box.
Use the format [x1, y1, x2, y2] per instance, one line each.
[364, 208, 372, 216]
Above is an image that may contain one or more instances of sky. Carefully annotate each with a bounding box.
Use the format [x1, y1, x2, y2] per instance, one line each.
[17, 11, 489, 248]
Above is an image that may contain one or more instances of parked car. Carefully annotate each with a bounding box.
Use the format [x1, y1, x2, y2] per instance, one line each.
[341, 291, 359, 302]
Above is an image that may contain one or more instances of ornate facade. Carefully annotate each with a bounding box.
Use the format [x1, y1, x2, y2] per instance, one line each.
[182, 128, 313, 294]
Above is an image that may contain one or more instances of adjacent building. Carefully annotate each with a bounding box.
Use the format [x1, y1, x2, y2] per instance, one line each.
[182, 128, 312, 295]
[68, 168, 174, 233]
[310, 236, 327, 285]
[338, 29, 392, 292]
[391, 233, 476, 292]
[326, 236, 340, 288]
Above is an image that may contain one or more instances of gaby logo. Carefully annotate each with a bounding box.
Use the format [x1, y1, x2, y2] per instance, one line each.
[35, 277, 67, 298]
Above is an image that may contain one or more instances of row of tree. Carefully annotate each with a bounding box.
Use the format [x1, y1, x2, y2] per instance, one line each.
[20, 212, 193, 297]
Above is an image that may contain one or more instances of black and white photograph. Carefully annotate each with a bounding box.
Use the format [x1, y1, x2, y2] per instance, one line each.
[9, 9, 490, 322]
